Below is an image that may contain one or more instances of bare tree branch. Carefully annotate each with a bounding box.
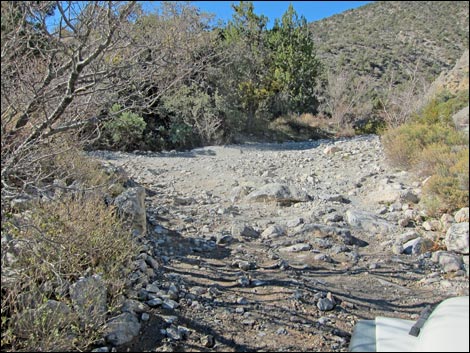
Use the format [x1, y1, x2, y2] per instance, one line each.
[2, 1, 223, 199]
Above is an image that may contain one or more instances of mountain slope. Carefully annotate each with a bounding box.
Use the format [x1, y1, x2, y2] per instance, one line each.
[427, 49, 469, 98]
[309, 1, 469, 86]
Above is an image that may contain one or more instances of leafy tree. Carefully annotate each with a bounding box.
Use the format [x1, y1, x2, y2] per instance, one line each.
[269, 4, 321, 115]
[216, 2, 323, 134]
[219, 1, 273, 131]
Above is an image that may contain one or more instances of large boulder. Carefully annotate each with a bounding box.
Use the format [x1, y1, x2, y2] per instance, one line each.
[292, 223, 356, 245]
[432, 251, 464, 273]
[247, 183, 310, 203]
[445, 222, 469, 254]
[278, 243, 311, 253]
[366, 183, 402, 204]
[231, 223, 260, 240]
[424, 49, 469, 100]
[261, 225, 287, 240]
[402, 237, 434, 255]
[346, 209, 394, 235]
[366, 176, 420, 205]
[323, 145, 342, 155]
[105, 312, 141, 346]
[114, 187, 147, 236]
[230, 186, 252, 203]
[70, 275, 107, 327]
[455, 207, 469, 223]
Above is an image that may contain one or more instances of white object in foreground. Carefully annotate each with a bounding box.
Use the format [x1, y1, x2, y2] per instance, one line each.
[349, 296, 469, 352]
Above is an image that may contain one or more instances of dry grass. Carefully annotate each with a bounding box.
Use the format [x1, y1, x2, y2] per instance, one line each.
[382, 89, 469, 217]
[421, 147, 469, 216]
[1, 153, 136, 351]
[268, 113, 336, 141]
[382, 122, 466, 170]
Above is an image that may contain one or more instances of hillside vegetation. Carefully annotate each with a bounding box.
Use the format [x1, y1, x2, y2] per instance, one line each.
[382, 49, 469, 216]
[310, 1, 469, 86]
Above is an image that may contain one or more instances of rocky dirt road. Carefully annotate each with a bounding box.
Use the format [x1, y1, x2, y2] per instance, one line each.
[90, 134, 469, 352]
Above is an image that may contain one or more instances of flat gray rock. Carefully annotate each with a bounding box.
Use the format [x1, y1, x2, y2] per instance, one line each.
[247, 183, 310, 203]
[346, 209, 394, 234]
[232, 224, 260, 239]
[114, 187, 147, 236]
[432, 251, 463, 273]
[70, 275, 107, 327]
[366, 184, 402, 204]
[292, 223, 358, 246]
[317, 298, 335, 311]
[455, 207, 469, 223]
[105, 312, 141, 346]
[261, 225, 287, 239]
[278, 243, 311, 252]
[402, 237, 434, 255]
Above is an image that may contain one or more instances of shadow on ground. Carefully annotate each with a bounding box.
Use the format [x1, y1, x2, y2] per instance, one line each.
[116, 226, 441, 352]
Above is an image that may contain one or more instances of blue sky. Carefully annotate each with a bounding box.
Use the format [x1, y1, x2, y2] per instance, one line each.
[141, 1, 373, 27]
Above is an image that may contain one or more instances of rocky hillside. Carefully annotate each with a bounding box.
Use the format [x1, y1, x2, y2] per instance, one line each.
[309, 1, 469, 86]
[426, 49, 469, 98]
[426, 48, 469, 134]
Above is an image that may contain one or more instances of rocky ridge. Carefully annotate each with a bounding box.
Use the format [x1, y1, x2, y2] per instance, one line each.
[87, 134, 469, 352]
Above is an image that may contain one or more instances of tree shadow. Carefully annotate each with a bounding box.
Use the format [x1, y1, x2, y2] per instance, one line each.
[118, 208, 450, 352]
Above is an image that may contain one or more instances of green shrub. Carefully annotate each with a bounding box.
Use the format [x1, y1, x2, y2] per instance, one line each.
[382, 122, 466, 169]
[382, 88, 469, 216]
[421, 147, 469, 215]
[413, 89, 469, 126]
[161, 84, 225, 148]
[103, 105, 146, 151]
[354, 117, 386, 135]
[168, 123, 194, 149]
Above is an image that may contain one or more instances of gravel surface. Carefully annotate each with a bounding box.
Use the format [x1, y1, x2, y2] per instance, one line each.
[89, 134, 469, 352]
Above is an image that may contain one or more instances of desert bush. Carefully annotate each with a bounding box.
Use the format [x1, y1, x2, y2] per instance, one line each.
[161, 84, 225, 148]
[52, 142, 121, 190]
[378, 62, 429, 127]
[167, 123, 195, 149]
[102, 105, 147, 151]
[353, 117, 386, 135]
[2, 140, 133, 352]
[452, 147, 470, 192]
[382, 88, 469, 216]
[421, 147, 469, 216]
[2, 129, 122, 202]
[268, 114, 334, 141]
[382, 122, 465, 169]
[5, 134, 125, 203]
[334, 125, 357, 138]
[414, 89, 469, 126]
[1, 193, 136, 351]
[415, 143, 454, 177]
[314, 69, 372, 128]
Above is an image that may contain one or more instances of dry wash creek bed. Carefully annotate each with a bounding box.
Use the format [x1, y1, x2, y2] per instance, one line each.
[89, 134, 469, 352]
